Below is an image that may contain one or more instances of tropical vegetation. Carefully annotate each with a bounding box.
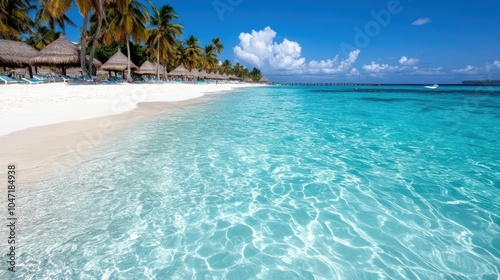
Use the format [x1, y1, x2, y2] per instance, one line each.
[0, 0, 263, 81]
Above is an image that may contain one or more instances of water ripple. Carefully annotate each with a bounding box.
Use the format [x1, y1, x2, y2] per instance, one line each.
[7, 86, 500, 279]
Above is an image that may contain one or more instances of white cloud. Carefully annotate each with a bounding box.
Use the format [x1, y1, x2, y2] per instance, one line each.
[363, 55, 419, 73]
[412, 17, 431, 26]
[452, 60, 500, 75]
[234, 26, 360, 76]
[362, 57, 443, 77]
[452, 65, 477, 75]
[307, 50, 360, 74]
[399, 56, 419, 66]
[412, 66, 444, 75]
[362, 62, 397, 73]
[233, 27, 305, 70]
[488, 60, 500, 71]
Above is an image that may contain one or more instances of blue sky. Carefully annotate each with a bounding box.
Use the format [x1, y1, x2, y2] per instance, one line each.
[60, 0, 500, 83]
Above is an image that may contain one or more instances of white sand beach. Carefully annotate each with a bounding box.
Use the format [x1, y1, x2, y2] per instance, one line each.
[0, 82, 261, 184]
[0, 82, 257, 136]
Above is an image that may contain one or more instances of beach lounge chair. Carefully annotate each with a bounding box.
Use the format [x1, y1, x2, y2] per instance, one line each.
[0, 75, 22, 84]
[33, 74, 49, 82]
[105, 76, 124, 83]
[60, 75, 72, 82]
[84, 75, 100, 84]
[22, 78, 44, 84]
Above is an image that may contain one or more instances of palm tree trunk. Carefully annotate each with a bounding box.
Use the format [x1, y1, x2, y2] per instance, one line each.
[88, 0, 104, 74]
[80, 13, 89, 75]
[126, 35, 132, 82]
[157, 41, 160, 80]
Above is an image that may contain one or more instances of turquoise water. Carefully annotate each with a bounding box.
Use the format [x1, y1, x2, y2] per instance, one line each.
[9, 85, 500, 279]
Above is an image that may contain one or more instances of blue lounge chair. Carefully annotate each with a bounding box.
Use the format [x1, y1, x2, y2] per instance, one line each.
[105, 76, 125, 83]
[61, 75, 72, 82]
[22, 78, 43, 84]
[33, 74, 49, 82]
[0, 75, 22, 84]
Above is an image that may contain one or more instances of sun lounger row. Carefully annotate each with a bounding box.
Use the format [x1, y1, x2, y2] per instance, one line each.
[1, 74, 74, 84]
[0, 75, 23, 84]
[2, 74, 244, 85]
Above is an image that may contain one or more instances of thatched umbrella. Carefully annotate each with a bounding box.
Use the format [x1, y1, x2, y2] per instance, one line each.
[222, 73, 229, 80]
[229, 75, 241, 81]
[100, 50, 138, 78]
[0, 39, 39, 77]
[135, 61, 156, 76]
[168, 63, 190, 78]
[204, 71, 217, 80]
[214, 73, 224, 80]
[259, 76, 269, 83]
[29, 35, 84, 75]
[198, 69, 209, 79]
[189, 68, 200, 79]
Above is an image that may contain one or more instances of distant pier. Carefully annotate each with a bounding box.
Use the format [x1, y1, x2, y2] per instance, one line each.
[273, 83, 380, 86]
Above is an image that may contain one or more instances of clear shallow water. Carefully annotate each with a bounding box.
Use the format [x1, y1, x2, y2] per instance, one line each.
[8, 85, 500, 279]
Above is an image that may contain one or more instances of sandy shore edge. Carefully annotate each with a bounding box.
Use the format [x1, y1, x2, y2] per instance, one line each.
[0, 83, 260, 188]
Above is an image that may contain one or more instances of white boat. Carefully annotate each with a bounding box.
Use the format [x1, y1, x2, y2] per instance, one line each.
[424, 84, 439, 89]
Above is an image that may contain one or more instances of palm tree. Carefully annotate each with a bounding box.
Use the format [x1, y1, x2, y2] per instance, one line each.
[24, 26, 60, 50]
[76, 0, 97, 74]
[250, 67, 262, 82]
[183, 35, 201, 70]
[87, 0, 105, 74]
[200, 45, 218, 72]
[172, 41, 186, 69]
[241, 67, 250, 79]
[147, 3, 183, 79]
[211, 37, 223, 54]
[104, 0, 149, 81]
[36, 0, 76, 31]
[219, 59, 232, 74]
[0, 0, 34, 39]
[233, 62, 245, 77]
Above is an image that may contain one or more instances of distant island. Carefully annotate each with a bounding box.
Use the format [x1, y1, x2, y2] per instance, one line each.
[462, 79, 500, 85]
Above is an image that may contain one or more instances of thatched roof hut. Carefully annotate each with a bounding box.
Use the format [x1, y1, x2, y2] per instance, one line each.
[30, 35, 81, 67]
[169, 63, 190, 77]
[213, 73, 224, 80]
[0, 39, 38, 67]
[244, 77, 253, 83]
[135, 60, 156, 75]
[198, 70, 209, 79]
[204, 71, 217, 80]
[28, 35, 101, 75]
[189, 68, 200, 78]
[100, 50, 138, 72]
[259, 76, 269, 83]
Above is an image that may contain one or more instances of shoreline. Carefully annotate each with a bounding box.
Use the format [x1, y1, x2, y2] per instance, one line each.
[0, 82, 258, 137]
[0, 82, 260, 186]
